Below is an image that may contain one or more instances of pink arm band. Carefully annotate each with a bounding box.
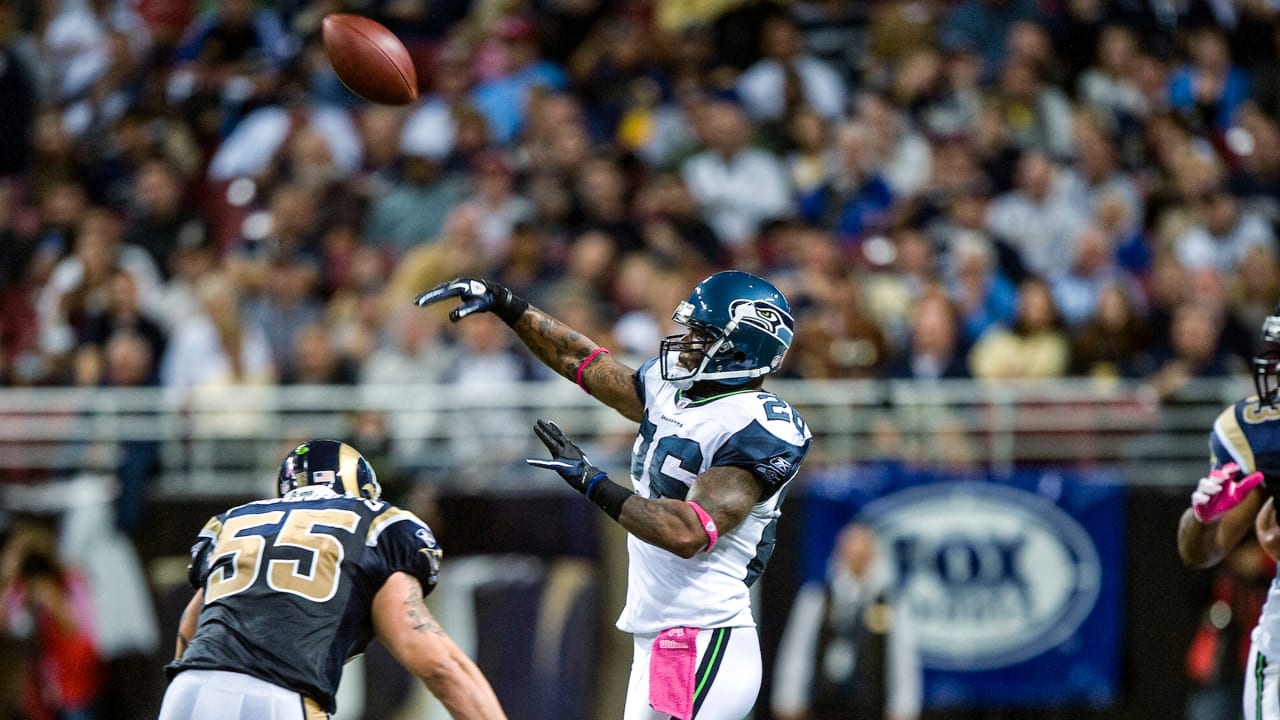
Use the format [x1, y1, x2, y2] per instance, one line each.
[574, 347, 611, 394]
[687, 502, 718, 553]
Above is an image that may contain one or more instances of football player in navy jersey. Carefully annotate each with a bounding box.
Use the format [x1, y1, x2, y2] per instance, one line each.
[1180, 304, 1280, 720]
[417, 272, 812, 720]
[159, 440, 506, 720]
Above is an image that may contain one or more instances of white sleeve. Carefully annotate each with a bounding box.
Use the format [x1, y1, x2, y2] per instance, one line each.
[886, 597, 923, 720]
[771, 582, 826, 715]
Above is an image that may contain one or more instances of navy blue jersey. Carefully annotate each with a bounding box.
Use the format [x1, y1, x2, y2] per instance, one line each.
[167, 487, 440, 713]
[1209, 397, 1280, 495]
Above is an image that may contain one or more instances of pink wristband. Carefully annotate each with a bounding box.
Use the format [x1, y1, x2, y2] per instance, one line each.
[688, 501, 718, 553]
[574, 347, 611, 394]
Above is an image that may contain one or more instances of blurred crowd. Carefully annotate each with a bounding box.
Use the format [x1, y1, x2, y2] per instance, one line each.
[1, 0, 1279, 408]
[8, 3, 1276, 716]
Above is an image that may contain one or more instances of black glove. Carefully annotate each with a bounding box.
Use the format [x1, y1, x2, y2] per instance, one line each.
[526, 419, 607, 496]
[413, 278, 529, 325]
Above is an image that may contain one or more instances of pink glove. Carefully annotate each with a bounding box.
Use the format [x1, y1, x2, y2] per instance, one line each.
[1191, 462, 1265, 523]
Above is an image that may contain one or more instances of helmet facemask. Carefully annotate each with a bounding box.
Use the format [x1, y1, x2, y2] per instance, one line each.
[660, 314, 727, 390]
[1254, 312, 1280, 406]
[659, 297, 792, 389]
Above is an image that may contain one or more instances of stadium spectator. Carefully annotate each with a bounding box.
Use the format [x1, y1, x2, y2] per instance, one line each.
[0, 522, 104, 720]
[122, 158, 209, 279]
[363, 144, 469, 260]
[736, 14, 845, 124]
[160, 440, 507, 719]
[772, 522, 922, 720]
[77, 267, 166, 367]
[242, 255, 322, 376]
[1168, 26, 1250, 134]
[968, 275, 1071, 379]
[1050, 224, 1146, 330]
[939, 0, 1038, 80]
[681, 97, 793, 250]
[1076, 24, 1149, 137]
[41, 0, 151, 107]
[470, 15, 568, 145]
[168, 0, 293, 139]
[36, 208, 162, 370]
[386, 203, 490, 308]
[101, 329, 161, 533]
[856, 92, 932, 201]
[944, 231, 1017, 345]
[991, 57, 1075, 159]
[159, 273, 274, 403]
[281, 322, 357, 386]
[1174, 183, 1278, 277]
[567, 15, 665, 143]
[631, 172, 724, 266]
[798, 120, 895, 250]
[462, 151, 535, 264]
[1067, 109, 1144, 237]
[985, 150, 1090, 279]
[1069, 282, 1154, 378]
[1145, 300, 1242, 402]
[204, 71, 361, 186]
[886, 288, 970, 381]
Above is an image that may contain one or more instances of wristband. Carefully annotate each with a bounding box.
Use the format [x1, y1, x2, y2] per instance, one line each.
[586, 475, 632, 520]
[687, 501, 718, 552]
[575, 347, 611, 395]
[493, 293, 529, 326]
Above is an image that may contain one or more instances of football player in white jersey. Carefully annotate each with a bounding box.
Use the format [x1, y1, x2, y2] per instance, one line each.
[417, 271, 812, 720]
[1180, 302, 1280, 720]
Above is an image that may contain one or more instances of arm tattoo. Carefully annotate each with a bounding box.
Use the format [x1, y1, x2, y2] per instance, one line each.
[403, 583, 444, 635]
[589, 360, 637, 397]
[516, 311, 593, 379]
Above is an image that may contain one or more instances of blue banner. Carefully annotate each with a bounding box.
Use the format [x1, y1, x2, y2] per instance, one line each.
[796, 461, 1126, 709]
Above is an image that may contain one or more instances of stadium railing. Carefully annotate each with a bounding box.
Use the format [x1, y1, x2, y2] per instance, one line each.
[0, 376, 1249, 498]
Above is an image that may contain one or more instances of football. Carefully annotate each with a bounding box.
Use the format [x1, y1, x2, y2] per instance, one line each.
[321, 14, 418, 106]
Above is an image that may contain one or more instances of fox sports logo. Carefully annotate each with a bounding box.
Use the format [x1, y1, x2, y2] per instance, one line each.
[863, 483, 1102, 671]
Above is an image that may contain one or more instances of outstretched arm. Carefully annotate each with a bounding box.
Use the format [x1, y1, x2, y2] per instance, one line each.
[373, 571, 507, 720]
[527, 419, 763, 558]
[416, 278, 643, 421]
[509, 306, 644, 422]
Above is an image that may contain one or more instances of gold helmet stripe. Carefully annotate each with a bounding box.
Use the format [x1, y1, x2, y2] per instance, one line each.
[338, 442, 363, 498]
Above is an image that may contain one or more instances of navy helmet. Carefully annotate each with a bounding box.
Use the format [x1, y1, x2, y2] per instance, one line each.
[660, 271, 794, 389]
[278, 440, 381, 501]
[1254, 304, 1280, 405]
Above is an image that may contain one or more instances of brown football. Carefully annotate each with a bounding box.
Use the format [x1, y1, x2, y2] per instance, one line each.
[322, 14, 418, 106]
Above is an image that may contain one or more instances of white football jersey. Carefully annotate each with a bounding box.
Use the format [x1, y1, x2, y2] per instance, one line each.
[615, 359, 812, 634]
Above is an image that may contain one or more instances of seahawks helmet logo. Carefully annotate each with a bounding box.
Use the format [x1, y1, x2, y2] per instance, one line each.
[730, 299, 793, 345]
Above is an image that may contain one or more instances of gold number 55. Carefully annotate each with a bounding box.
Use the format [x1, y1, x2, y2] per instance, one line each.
[205, 509, 361, 604]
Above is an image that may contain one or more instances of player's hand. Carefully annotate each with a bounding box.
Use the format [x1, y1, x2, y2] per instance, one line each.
[413, 278, 528, 324]
[526, 419, 607, 497]
[1191, 462, 1264, 524]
